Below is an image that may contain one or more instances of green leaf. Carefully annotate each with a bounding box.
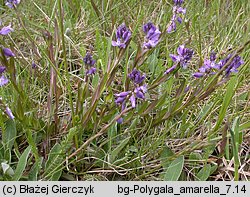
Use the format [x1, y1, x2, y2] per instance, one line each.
[110, 137, 130, 163]
[45, 143, 62, 170]
[160, 146, 174, 169]
[44, 143, 63, 181]
[196, 164, 212, 181]
[163, 155, 184, 181]
[28, 157, 43, 181]
[42, 127, 77, 180]
[239, 121, 250, 131]
[92, 74, 100, 89]
[230, 117, 240, 181]
[13, 146, 31, 180]
[2, 119, 17, 153]
[213, 76, 238, 133]
[189, 152, 202, 161]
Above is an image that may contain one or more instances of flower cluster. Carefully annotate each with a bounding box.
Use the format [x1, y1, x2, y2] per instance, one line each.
[112, 22, 161, 50]
[142, 22, 161, 49]
[173, 0, 184, 5]
[5, 0, 21, 8]
[83, 52, 96, 75]
[114, 84, 147, 109]
[193, 51, 217, 78]
[215, 54, 244, 77]
[115, 69, 147, 123]
[0, 22, 15, 119]
[112, 23, 131, 48]
[193, 52, 244, 78]
[0, 24, 15, 86]
[167, 0, 186, 33]
[165, 44, 194, 75]
[128, 69, 146, 84]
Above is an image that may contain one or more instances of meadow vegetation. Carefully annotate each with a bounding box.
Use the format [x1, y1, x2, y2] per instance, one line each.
[0, 0, 249, 180]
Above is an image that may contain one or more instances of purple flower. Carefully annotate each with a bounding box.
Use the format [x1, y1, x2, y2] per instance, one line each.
[83, 52, 96, 66]
[86, 67, 96, 75]
[143, 22, 161, 49]
[164, 64, 177, 74]
[5, 0, 20, 8]
[0, 24, 13, 35]
[198, 59, 213, 73]
[170, 45, 194, 68]
[3, 48, 15, 57]
[173, 0, 184, 5]
[128, 69, 146, 84]
[83, 52, 96, 75]
[167, 6, 186, 33]
[31, 62, 37, 69]
[212, 54, 244, 76]
[175, 6, 186, 14]
[134, 85, 147, 100]
[210, 51, 216, 61]
[224, 55, 244, 76]
[5, 107, 14, 119]
[112, 23, 131, 48]
[115, 91, 131, 105]
[127, 85, 147, 108]
[193, 53, 216, 78]
[117, 117, 123, 124]
[130, 94, 136, 108]
[167, 21, 176, 33]
[115, 85, 147, 109]
[193, 72, 204, 78]
[193, 52, 244, 78]
[0, 75, 9, 86]
[0, 66, 6, 74]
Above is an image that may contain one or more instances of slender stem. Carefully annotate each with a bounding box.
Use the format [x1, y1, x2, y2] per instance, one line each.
[58, 0, 77, 145]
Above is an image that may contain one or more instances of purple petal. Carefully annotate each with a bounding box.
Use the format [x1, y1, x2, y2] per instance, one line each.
[115, 91, 131, 97]
[5, 0, 20, 8]
[112, 41, 119, 47]
[164, 64, 177, 74]
[139, 84, 147, 93]
[167, 21, 176, 33]
[169, 54, 180, 62]
[0, 75, 9, 86]
[117, 117, 123, 124]
[173, 0, 184, 5]
[210, 51, 216, 61]
[177, 17, 183, 23]
[5, 107, 14, 119]
[31, 62, 37, 69]
[3, 48, 15, 57]
[135, 91, 145, 99]
[176, 7, 186, 14]
[115, 96, 126, 105]
[143, 22, 156, 34]
[177, 45, 185, 56]
[130, 94, 136, 108]
[0, 65, 6, 74]
[83, 52, 96, 66]
[193, 72, 204, 78]
[86, 67, 96, 75]
[0, 25, 14, 35]
[199, 66, 207, 73]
